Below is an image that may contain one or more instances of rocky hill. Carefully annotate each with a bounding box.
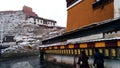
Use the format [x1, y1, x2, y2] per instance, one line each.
[0, 6, 66, 56]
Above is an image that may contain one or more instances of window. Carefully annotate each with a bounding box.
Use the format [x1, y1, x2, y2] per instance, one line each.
[96, 0, 100, 2]
[85, 49, 88, 56]
[110, 49, 116, 57]
[71, 49, 74, 55]
[66, 0, 82, 8]
[75, 49, 78, 55]
[99, 49, 103, 53]
[64, 50, 66, 54]
[104, 49, 109, 57]
[62, 50, 64, 54]
[66, 50, 68, 54]
[66, 0, 78, 7]
[78, 49, 81, 54]
[89, 49, 93, 56]
[118, 48, 120, 58]
[69, 49, 71, 54]
[93, 0, 112, 9]
[59, 50, 61, 54]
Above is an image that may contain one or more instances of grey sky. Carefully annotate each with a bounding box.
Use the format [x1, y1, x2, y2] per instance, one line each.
[0, 0, 67, 27]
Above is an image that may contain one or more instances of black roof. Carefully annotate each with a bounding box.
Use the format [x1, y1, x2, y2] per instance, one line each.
[42, 18, 120, 44]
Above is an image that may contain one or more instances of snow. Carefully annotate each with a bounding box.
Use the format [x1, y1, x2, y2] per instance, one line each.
[19, 42, 30, 45]
[1, 42, 31, 54]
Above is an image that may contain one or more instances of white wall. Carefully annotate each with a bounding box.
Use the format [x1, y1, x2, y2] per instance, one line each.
[46, 54, 120, 68]
[67, 33, 103, 44]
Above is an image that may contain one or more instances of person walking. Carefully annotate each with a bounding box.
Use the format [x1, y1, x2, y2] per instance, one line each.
[40, 49, 45, 65]
[93, 48, 104, 68]
[0, 49, 1, 58]
[76, 50, 90, 68]
[0, 45, 2, 58]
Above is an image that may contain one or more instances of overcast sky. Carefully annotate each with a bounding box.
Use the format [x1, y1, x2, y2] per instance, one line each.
[0, 0, 67, 27]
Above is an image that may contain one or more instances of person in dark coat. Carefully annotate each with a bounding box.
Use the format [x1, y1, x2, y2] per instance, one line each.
[0, 49, 1, 58]
[93, 48, 104, 68]
[40, 49, 45, 64]
[77, 50, 90, 68]
[0, 45, 2, 58]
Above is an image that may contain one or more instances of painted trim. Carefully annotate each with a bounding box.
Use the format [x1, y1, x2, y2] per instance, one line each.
[80, 43, 87, 48]
[60, 45, 65, 49]
[54, 46, 58, 49]
[40, 40, 119, 50]
[117, 41, 120, 47]
[68, 44, 74, 48]
[49, 47, 52, 49]
[95, 42, 105, 47]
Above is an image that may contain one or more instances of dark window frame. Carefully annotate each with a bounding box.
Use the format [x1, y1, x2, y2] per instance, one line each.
[66, 0, 78, 7]
[93, 0, 113, 9]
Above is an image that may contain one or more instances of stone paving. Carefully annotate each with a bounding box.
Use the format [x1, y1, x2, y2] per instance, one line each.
[0, 56, 41, 68]
[1, 56, 119, 68]
[0, 56, 75, 68]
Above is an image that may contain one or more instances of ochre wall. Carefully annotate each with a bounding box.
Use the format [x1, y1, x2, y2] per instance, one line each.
[66, 0, 114, 31]
[23, 6, 33, 13]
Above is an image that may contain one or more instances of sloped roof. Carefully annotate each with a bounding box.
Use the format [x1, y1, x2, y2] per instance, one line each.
[42, 17, 120, 44]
